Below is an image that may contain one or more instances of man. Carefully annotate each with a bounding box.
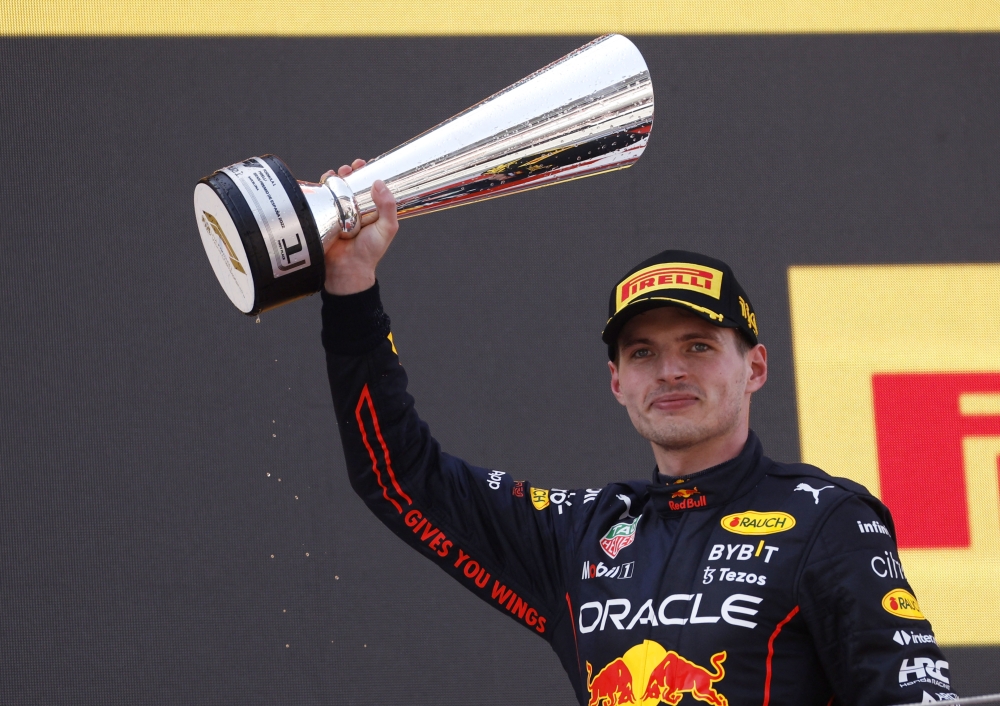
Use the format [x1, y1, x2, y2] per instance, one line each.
[320, 161, 955, 705]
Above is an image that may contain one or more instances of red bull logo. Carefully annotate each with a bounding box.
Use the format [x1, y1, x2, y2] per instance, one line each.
[586, 641, 728, 706]
[668, 495, 707, 511]
[643, 650, 727, 706]
[670, 487, 700, 499]
[586, 658, 636, 706]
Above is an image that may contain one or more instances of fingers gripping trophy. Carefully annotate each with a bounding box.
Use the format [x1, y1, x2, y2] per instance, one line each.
[193, 35, 655, 314]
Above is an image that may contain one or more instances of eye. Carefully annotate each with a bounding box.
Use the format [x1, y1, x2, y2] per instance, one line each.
[631, 347, 652, 359]
[690, 342, 712, 353]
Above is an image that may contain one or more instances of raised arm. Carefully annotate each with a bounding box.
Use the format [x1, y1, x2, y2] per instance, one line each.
[320, 167, 582, 666]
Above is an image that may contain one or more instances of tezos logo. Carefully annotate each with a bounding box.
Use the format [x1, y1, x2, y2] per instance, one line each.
[600, 518, 639, 559]
[882, 589, 925, 620]
[721, 512, 796, 535]
[486, 469, 505, 490]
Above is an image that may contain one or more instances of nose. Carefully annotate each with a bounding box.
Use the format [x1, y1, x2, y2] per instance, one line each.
[655, 350, 687, 382]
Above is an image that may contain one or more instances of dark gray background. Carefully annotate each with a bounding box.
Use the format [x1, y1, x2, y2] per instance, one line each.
[0, 35, 997, 704]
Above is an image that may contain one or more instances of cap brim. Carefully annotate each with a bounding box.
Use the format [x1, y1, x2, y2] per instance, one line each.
[601, 295, 743, 346]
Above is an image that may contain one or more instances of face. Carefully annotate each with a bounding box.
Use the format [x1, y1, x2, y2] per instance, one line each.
[609, 306, 767, 453]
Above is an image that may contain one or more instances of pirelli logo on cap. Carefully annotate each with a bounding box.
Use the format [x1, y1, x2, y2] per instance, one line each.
[616, 263, 724, 313]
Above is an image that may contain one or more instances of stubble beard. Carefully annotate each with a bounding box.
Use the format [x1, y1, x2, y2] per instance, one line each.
[630, 380, 746, 452]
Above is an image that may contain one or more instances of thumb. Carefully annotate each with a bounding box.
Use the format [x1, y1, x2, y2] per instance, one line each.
[371, 180, 398, 240]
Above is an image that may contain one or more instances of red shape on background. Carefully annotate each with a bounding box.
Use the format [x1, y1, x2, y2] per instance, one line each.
[871, 373, 1000, 549]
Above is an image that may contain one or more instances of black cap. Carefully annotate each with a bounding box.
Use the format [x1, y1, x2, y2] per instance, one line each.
[601, 249, 759, 357]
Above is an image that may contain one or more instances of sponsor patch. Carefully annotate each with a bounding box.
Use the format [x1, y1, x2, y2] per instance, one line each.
[894, 630, 937, 646]
[548, 488, 575, 514]
[578, 593, 762, 633]
[737, 295, 758, 336]
[858, 519, 891, 536]
[898, 657, 950, 689]
[615, 262, 724, 313]
[705, 567, 766, 586]
[883, 589, 925, 620]
[668, 487, 707, 511]
[530, 488, 550, 510]
[721, 511, 796, 535]
[586, 642, 727, 706]
[582, 560, 634, 580]
[707, 541, 780, 564]
[600, 518, 639, 559]
[485, 469, 505, 490]
[793, 482, 834, 504]
[872, 551, 907, 580]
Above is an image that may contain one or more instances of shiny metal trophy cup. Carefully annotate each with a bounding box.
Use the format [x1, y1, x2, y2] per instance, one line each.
[194, 34, 654, 314]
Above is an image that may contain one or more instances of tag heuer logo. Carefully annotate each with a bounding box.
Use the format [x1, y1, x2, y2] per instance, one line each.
[600, 518, 639, 559]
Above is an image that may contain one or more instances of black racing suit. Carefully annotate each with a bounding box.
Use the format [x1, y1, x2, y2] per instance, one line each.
[322, 284, 957, 706]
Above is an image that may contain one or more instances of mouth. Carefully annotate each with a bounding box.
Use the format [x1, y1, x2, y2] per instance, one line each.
[649, 392, 700, 412]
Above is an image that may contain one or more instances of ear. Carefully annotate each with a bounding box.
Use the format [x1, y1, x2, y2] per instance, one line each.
[745, 344, 768, 394]
[609, 360, 627, 406]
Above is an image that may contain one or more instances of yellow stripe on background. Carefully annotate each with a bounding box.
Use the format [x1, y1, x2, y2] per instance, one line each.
[3, 0, 999, 36]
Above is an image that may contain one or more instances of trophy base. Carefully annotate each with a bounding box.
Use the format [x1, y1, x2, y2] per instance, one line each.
[194, 155, 325, 315]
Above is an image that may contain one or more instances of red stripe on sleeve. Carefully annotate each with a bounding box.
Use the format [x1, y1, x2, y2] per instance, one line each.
[361, 385, 413, 506]
[566, 593, 582, 677]
[355, 384, 411, 513]
[763, 605, 800, 706]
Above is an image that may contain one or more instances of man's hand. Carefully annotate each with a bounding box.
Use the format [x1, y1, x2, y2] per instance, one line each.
[322, 159, 399, 295]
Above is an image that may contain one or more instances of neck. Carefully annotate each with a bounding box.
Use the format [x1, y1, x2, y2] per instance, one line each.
[652, 423, 750, 478]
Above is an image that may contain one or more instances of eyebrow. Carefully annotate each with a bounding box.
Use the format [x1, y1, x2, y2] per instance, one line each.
[619, 335, 656, 349]
[619, 330, 723, 349]
[676, 330, 724, 342]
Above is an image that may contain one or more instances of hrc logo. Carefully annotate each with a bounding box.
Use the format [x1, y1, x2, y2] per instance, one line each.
[616, 263, 724, 313]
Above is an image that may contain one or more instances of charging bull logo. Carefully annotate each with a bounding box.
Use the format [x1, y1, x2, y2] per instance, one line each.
[670, 487, 700, 499]
[586, 641, 727, 706]
[643, 651, 727, 706]
[586, 658, 636, 706]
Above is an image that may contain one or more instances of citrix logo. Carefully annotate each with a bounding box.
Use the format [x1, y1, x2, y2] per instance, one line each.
[871, 550, 906, 579]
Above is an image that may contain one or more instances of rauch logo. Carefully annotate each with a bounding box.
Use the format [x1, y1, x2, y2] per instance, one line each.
[882, 589, 925, 620]
[720, 511, 796, 535]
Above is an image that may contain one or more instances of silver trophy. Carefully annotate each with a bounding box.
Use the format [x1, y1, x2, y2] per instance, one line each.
[194, 34, 654, 314]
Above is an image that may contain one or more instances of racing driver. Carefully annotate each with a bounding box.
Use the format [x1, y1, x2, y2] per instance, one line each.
[320, 161, 956, 705]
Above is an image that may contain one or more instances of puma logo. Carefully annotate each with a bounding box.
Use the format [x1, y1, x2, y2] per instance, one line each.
[794, 483, 834, 505]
